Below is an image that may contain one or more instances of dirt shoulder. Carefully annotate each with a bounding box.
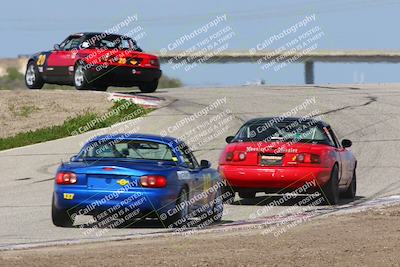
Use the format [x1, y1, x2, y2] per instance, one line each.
[0, 90, 112, 138]
[1, 205, 400, 267]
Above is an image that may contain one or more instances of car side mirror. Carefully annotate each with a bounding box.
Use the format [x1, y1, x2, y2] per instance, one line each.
[225, 136, 234, 143]
[200, 160, 211, 169]
[70, 155, 77, 161]
[54, 44, 61, 51]
[341, 139, 352, 148]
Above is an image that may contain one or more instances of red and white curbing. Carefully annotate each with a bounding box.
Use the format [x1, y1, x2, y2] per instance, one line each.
[107, 92, 163, 108]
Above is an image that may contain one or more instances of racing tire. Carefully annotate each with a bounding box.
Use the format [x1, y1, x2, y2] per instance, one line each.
[239, 192, 256, 199]
[51, 196, 74, 227]
[163, 188, 189, 228]
[209, 187, 224, 223]
[321, 165, 340, 205]
[222, 186, 235, 204]
[25, 61, 44, 89]
[139, 80, 158, 93]
[342, 170, 357, 199]
[73, 62, 92, 90]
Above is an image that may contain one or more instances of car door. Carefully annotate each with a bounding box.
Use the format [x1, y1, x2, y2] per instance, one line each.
[328, 127, 352, 186]
[185, 149, 215, 207]
[46, 35, 82, 78]
[176, 144, 204, 207]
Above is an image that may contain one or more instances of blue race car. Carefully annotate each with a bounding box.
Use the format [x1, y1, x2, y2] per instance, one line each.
[51, 134, 225, 228]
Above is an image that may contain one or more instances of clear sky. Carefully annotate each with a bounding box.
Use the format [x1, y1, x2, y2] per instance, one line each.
[2, 0, 400, 85]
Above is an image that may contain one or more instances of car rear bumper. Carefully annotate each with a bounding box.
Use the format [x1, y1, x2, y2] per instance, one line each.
[219, 165, 331, 192]
[53, 187, 177, 216]
[85, 66, 162, 86]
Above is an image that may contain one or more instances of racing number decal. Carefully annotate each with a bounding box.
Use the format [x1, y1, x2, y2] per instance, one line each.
[63, 193, 74, 200]
[37, 54, 46, 66]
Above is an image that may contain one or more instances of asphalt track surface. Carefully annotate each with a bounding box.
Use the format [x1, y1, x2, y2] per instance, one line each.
[1, 84, 400, 249]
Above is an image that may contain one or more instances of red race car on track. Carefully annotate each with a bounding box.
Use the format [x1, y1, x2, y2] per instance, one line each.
[219, 117, 357, 205]
[25, 32, 161, 93]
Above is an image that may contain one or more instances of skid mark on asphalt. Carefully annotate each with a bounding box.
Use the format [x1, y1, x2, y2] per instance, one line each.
[15, 177, 31, 181]
[32, 178, 53, 184]
[313, 85, 361, 91]
[314, 95, 377, 117]
[37, 162, 59, 175]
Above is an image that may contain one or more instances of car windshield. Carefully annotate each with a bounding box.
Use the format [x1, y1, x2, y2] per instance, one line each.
[79, 140, 177, 161]
[233, 121, 331, 145]
[60, 36, 82, 51]
[86, 34, 138, 50]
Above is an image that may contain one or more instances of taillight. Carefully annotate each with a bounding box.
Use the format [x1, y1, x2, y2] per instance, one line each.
[140, 175, 167, 188]
[130, 59, 139, 65]
[236, 152, 247, 161]
[225, 151, 246, 161]
[292, 153, 321, 164]
[150, 59, 159, 66]
[118, 58, 127, 64]
[56, 172, 77, 185]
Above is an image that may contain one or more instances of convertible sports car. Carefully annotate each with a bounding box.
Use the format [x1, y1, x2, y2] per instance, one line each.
[219, 117, 357, 205]
[25, 32, 161, 92]
[52, 134, 223, 228]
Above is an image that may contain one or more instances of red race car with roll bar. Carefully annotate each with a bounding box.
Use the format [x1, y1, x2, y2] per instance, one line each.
[25, 32, 161, 93]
